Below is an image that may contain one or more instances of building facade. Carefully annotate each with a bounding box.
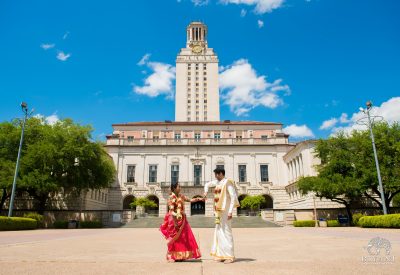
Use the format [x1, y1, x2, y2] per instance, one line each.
[100, 22, 343, 223]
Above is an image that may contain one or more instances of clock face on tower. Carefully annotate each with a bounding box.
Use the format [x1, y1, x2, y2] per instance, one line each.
[192, 45, 203, 54]
[190, 42, 205, 54]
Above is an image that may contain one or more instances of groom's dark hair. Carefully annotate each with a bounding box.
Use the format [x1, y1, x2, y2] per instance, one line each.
[213, 167, 225, 176]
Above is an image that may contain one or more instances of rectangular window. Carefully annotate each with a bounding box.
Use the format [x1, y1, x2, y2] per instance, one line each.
[261, 135, 268, 140]
[127, 136, 134, 142]
[194, 165, 202, 186]
[194, 133, 201, 140]
[260, 165, 269, 182]
[216, 164, 224, 170]
[238, 165, 247, 182]
[171, 165, 179, 184]
[127, 165, 135, 183]
[174, 133, 181, 140]
[149, 165, 158, 183]
[214, 133, 221, 140]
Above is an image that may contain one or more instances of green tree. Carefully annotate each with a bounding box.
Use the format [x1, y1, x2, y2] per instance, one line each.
[0, 119, 42, 211]
[298, 122, 400, 222]
[297, 133, 364, 224]
[130, 197, 158, 209]
[0, 117, 116, 213]
[351, 122, 400, 212]
[240, 195, 266, 211]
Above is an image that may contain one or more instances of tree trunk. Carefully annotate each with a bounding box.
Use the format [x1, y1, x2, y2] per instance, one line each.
[0, 188, 9, 212]
[344, 204, 352, 225]
[36, 195, 48, 215]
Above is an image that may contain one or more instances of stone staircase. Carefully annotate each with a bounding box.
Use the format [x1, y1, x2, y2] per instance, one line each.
[122, 216, 281, 228]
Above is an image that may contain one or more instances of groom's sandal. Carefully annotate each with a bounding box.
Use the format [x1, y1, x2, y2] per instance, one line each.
[213, 258, 224, 262]
[224, 259, 234, 264]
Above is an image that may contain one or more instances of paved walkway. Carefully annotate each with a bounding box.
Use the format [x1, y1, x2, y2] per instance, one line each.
[122, 216, 281, 228]
[0, 227, 399, 275]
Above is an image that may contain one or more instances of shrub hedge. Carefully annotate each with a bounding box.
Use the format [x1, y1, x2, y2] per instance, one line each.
[293, 220, 315, 227]
[53, 221, 69, 229]
[80, 221, 102, 228]
[352, 213, 365, 226]
[327, 220, 340, 227]
[0, 216, 37, 231]
[358, 214, 400, 228]
[23, 213, 44, 228]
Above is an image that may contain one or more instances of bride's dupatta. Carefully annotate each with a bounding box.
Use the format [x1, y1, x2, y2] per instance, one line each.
[160, 192, 185, 244]
[160, 192, 201, 261]
[165, 213, 186, 245]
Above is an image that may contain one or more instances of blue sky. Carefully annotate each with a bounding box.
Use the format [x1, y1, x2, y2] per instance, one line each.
[0, 0, 399, 141]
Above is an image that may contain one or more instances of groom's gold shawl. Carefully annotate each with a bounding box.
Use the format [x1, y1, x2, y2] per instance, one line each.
[215, 179, 240, 212]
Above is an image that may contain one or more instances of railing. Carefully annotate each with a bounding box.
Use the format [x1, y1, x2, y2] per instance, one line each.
[108, 138, 280, 146]
[160, 181, 207, 188]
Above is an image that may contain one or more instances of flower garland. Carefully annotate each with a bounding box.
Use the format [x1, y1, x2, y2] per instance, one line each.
[214, 188, 221, 224]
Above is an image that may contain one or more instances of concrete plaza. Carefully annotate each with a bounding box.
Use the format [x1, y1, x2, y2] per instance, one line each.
[0, 226, 399, 275]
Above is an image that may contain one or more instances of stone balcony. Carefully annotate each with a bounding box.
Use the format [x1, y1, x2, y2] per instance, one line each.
[160, 181, 207, 188]
[106, 137, 287, 146]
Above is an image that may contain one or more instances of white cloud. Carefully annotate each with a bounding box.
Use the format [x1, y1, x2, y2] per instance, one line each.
[133, 59, 176, 98]
[330, 97, 400, 135]
[220, 0, 285, 14]
[319, 118, 338, 130]
[339, 113, 350, 123]
[257, 19, 264, 28]
[56, 51, 71, 61]
[40, 43, 55, 50]
[137, 53, 151, 66]
[219, 59, 290, 116]
[62, 31, 70, 40]
[191, 0, 209, 6]
[34, 113, 60, 125]
[240, 9, 247, 17]
[283, 124, 314, 138]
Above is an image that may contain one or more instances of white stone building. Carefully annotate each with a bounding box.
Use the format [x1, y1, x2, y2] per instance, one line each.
[99, 22, 342, 223]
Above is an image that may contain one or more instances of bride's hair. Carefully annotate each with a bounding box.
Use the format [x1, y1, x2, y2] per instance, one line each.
[171, 182, 179, 192]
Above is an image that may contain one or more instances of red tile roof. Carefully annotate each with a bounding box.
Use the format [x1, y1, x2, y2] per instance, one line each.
[112, 120, 282, 127]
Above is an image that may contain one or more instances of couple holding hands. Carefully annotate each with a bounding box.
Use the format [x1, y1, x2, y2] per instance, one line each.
[160, 168, 240, 264]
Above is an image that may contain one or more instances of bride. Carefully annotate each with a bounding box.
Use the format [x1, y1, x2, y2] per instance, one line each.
[160, 182, 202, 262]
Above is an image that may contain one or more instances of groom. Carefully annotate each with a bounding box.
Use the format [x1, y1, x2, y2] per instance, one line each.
[203, 167, 240, 264]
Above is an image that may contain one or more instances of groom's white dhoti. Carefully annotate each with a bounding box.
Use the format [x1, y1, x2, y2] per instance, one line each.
[204, 178, 240, 260]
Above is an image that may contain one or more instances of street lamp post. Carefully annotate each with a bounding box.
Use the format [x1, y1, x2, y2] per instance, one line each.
[358, 101, 387, 215]
[8, 102, 31, 217]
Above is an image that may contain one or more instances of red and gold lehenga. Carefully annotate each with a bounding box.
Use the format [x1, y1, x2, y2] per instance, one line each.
[159, 193, 201, 261]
